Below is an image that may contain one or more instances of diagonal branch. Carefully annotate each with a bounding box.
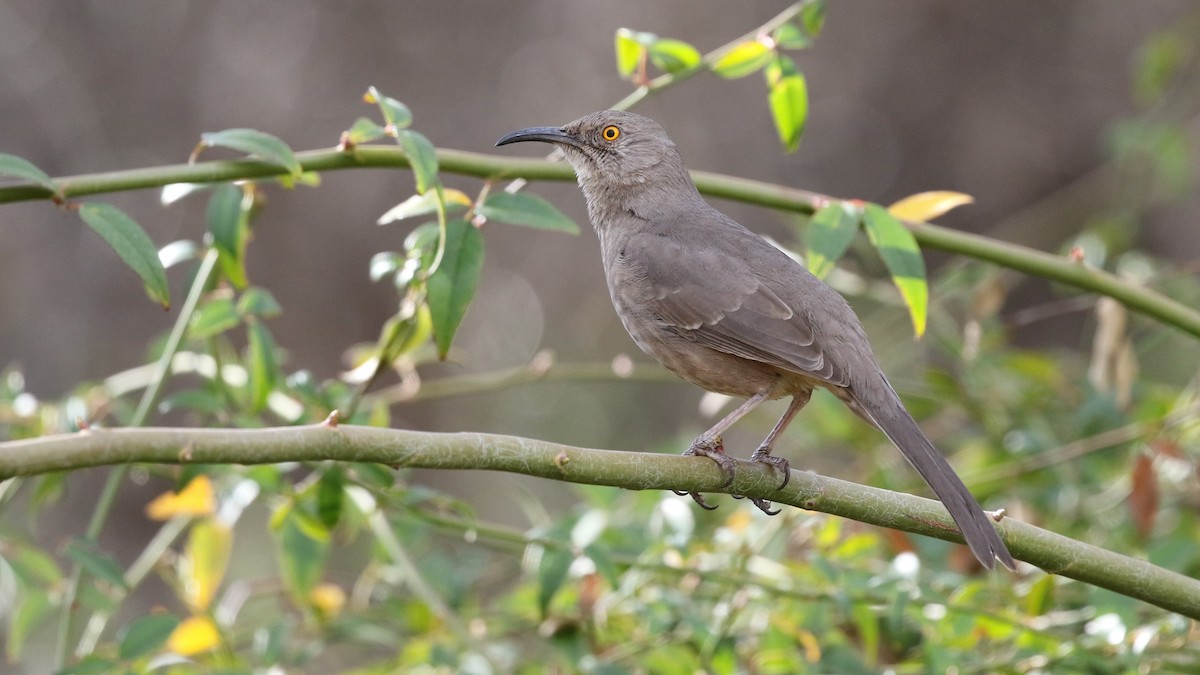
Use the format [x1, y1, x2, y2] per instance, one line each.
[2, 146, 1197, 340]
[2, 423, 1199, 620]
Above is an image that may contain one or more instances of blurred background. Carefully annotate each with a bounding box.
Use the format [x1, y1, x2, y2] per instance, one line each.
[2, 1, 1199, 526]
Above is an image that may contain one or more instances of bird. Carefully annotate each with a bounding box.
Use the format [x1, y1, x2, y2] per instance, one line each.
[496, 110, 1015, 571]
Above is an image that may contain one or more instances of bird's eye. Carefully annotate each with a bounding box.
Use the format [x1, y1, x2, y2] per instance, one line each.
[601, 125, 620, 141]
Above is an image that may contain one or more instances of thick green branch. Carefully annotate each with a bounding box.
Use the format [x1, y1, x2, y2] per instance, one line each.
[2, 424, 1198, 620]
[3, 146, 1197, 339]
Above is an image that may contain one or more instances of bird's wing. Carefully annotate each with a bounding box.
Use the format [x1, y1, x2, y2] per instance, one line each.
[624, 229, 850, 387]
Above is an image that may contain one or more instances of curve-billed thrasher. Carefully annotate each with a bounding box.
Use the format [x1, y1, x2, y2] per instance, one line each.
[497, 110, 1015, 570]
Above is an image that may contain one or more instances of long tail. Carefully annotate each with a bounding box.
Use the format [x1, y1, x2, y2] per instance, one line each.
[848, 385, 1016, 571]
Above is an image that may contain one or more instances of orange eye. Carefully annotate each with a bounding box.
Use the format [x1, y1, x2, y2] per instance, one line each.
[601, 125, 620, 141]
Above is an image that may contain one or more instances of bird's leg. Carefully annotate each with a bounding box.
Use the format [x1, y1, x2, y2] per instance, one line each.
[675, 389, 771, 510]
[745, 390, 811, 514]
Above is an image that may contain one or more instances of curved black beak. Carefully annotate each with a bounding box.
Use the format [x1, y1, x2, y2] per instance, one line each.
[495, 126, 581, 149]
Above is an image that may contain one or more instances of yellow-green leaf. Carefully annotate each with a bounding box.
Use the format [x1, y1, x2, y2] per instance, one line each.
[614, 28, 645, 78]
[769, 72, 808, 152]
[182, 520, 232, 611]
[426, 219, 484, 359]
[887, 191, 974, 223]
[364, 86, 413, 130]
[648, 38, 701, 74]
[862, 203, 927, 337]
[712, 40, 773, 79]
[197, 128, 301, 177]
[344, 117, 387, 145]
[246, 321, 278, 412]
[78, 203, 170, 308]
[806, 202, 861, 279]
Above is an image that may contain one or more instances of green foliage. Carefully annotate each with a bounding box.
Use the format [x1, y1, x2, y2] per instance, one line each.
[78, 202, 171, 308]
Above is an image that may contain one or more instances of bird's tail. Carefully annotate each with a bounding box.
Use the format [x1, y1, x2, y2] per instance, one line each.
[848, 385, 1016, 571]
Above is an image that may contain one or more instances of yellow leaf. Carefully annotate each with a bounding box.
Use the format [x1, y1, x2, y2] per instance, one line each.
[309, 582, 347, 620]
[182, 520, 233, 611]
[887, 191, 974, 223]
[167, 616, 220, 656]
[145, 475, 215, 520]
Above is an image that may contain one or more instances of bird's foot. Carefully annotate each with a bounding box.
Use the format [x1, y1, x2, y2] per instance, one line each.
[749, 446, 791, 490]
[672, 436, 738, 511]
[682, 436, 738, 488]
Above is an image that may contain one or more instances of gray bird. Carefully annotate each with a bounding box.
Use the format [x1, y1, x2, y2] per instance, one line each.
[496, 110, 1015, 570]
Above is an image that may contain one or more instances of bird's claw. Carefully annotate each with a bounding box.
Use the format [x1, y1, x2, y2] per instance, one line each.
[749, 498, 781, 515]
[675, 437, 739, 511]
[677, 491, 719, 510]
[749, 446, 791, 490]
[683, 437, 738, 489]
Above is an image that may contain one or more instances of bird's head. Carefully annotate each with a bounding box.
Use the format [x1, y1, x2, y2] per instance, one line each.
[496, 110, 692, 196]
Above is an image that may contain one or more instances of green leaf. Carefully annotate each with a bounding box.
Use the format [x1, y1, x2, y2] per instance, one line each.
[189, 297, 241, 339]
[862, 203, 928, 337]
[773, 22, 812, 50]
[7, 545, 63, 586]
[275, 507, 330, 600]
[317, 467, 345, 530]
[365, 86, 413, 130]
[614, 28, 645, 78]
[6, 592, 52, 663]
[712, 40, 774, 79]
[377, 189, 471, 225]
[648, 38, 701, 74]
[78, 203, 171, 308]
[426, 219, 484, 360]
[537, 547, 573, 617]
[396, 129, 438, 195]
[768, 71, 808, 152]
[0, 152, 58, 194]
[64, 540, 128, 590]
[478, 191, 579, 234]
[205, 184, 250, 288]
[345, 116, 387, 145]
[801, 0, 827, 37]
[118, 614, 181, 660]
[237, 286, 282, 318]
[379, 304, 433, 364]
[806, 202, 862, 279]
[246, 320, 279, 412]
[198, 128, 301, 177]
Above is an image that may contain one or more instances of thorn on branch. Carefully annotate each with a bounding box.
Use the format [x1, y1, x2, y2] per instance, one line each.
[323, 410, 341, 428]
[75, 417, 91, 432]
[178, 442, 194, 462]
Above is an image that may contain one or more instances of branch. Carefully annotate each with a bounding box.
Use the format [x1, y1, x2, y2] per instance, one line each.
[3, 146, 1197, 340]
[2, 424, 1198, 620]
